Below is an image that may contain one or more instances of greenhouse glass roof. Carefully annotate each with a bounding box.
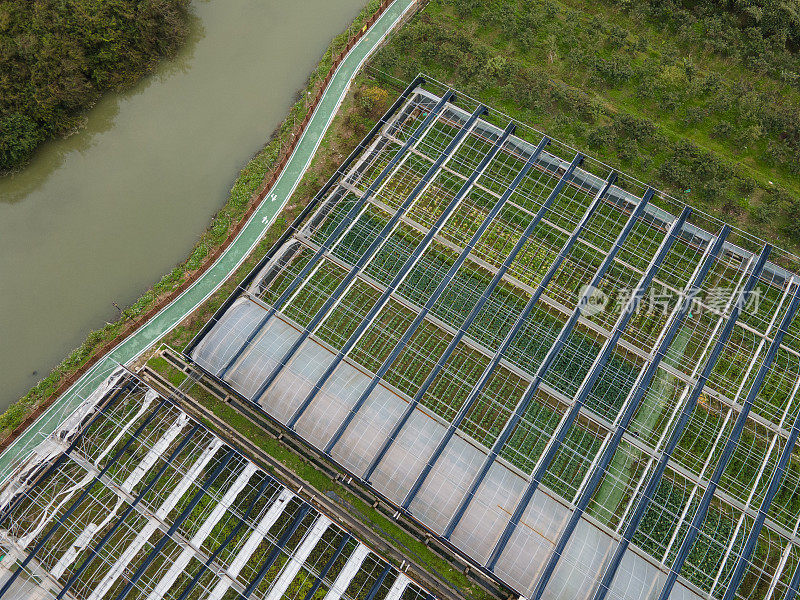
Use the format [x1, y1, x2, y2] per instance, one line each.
[0, 369, 432, 600]
[188, 77, 800, 600]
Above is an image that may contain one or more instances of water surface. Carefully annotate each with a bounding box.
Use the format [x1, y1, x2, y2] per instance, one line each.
[0, 0, 367, 409]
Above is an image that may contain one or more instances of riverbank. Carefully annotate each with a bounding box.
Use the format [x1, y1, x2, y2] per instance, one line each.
[0, 0, 191, 172]
[0, 0, 397, 439]
[0, 0, 371, 409]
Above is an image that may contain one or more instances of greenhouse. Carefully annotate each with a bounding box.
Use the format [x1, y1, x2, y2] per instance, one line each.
[0, 369, 432, 600]
[188, 77, 800, 600]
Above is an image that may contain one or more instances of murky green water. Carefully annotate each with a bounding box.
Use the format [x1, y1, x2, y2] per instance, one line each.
[0, 0, 366, 410]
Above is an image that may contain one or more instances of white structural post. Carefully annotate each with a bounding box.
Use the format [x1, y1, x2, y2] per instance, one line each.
[122, 414, 190, 493]
[93, 390, 158, 465]
[712, 370, 800, 597]
[144, 463, 257, 600]
[87, 439, 223, 600]
[385, 572, 410, 600]
[765, 516, 800, 600]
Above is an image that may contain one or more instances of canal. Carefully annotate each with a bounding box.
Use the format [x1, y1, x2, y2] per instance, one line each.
[0, 0, 367, 410]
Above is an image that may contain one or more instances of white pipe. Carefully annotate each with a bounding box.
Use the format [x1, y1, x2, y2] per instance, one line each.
[89, 439, 223, 600]
[385, 572, 410, 600]
[144, 464, 256, 600]
[207, 488, 294, 600]
[122, 413, 189, 493]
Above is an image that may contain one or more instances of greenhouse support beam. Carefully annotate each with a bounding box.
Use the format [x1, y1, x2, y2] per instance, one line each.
[526, 224, 730, 594]
[272, 113, 429, 332]
[215, 88, 453, 380]
[112, 448, 236, 600]
[0, 394, 170, 599]
[592, 244, 772, 600]
[176, 475, 274, 600]
[472, 191, 659, 561]
[282, 108, 501, 428]
[486, 197, 685, 554]
[55, 423, 202, 600]
[659, 281, 800, 600]
[409, 156, 628, 517]
[0, 380, 131, 528]
[708, 283, 797, 598]
[364, 161, 612, 484]
[286, 218, 800, 549]
[322, 134, 550, 454]
[630, 246, 761, 559]
[300, 534, 351, 600]
[625, 243, 757, 524]
[388, 135, 800, 381]
[365, 563, 392, 600]
[121, 411, 188, 493]
[400, 152, 593, 511]
[241, 504, 313, 599]
[766, 512, 800, 600]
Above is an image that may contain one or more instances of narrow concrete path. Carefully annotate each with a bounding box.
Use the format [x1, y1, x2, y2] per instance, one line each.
[0, 0, 416, 479]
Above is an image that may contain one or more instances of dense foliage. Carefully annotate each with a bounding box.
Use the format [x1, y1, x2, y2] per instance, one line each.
[371, 0, 800, 253]
[0, 0, 190, 171]
[621, 0, 800, 70]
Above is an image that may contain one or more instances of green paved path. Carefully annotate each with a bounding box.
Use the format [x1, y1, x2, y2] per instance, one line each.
[0, 0, 416, 478]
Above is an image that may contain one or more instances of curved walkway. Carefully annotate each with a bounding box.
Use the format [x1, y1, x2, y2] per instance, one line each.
[0, 0, 416, 478]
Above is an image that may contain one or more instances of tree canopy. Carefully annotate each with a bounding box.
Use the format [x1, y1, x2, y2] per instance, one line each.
[0, 0, 189, 172]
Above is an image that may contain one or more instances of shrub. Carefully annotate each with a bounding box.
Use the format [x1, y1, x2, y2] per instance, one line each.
[0, 113, 40, 168]
[587, 124, 617, 149]
[357, 86, 389, 115]
[711, 121, 733, 140]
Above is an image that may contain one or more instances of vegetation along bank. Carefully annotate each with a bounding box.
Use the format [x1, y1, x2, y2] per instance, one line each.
[0, 0, 190, 172]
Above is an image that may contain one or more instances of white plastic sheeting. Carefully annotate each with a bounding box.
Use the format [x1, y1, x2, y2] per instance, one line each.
[265, 515, 331, 600]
